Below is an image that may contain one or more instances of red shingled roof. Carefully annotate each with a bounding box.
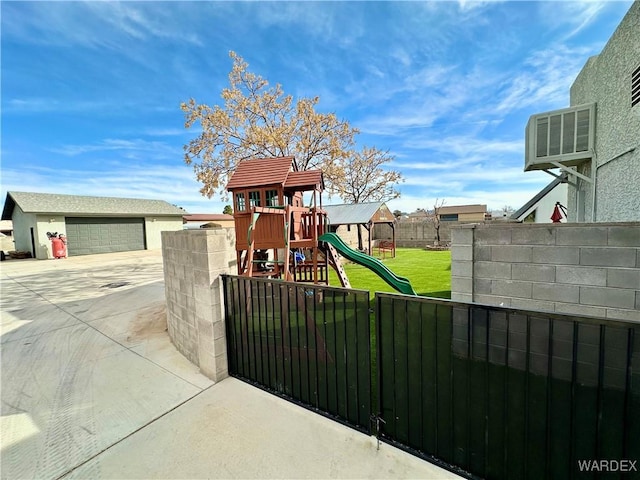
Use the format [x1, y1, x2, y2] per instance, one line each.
[226, 156, 324, 192]
[226, 157, 295, 190]
[284, 170, 324, 190]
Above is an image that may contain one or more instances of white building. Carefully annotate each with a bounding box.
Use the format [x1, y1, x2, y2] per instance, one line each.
[1, 191, 184, 259]
[511, 175, 568, 223]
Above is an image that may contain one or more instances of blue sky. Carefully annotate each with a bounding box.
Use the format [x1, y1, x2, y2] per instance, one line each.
[1, 1, 633, 215]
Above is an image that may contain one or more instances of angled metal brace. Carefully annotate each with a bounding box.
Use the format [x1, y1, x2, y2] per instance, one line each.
[549, 161, 593, 183]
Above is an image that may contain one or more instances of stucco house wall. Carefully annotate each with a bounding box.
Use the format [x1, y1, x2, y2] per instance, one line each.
[456, 212, 486, 222]
[567, 2, 640, 222]
[34, 215, 66, 259]
[11, 206, 36, 254]
[10, 210, 66, 259]
[145, 217, 185, 249]
[514, 183, 568, 223]
[533, 183, 568, 223]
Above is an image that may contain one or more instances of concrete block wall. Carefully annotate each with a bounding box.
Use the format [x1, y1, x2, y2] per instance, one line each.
[333, 224, 369, 251]
[450, 306, 623, 387]
[374, 222, 454, 247]
[451, 223, 640, 322]
[161, 228, 237, 381]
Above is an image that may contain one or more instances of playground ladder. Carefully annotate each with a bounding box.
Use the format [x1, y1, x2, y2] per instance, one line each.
[322, 242, 351, 288]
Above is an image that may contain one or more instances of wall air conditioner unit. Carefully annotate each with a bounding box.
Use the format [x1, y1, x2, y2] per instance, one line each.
[525, 103, 596, 172]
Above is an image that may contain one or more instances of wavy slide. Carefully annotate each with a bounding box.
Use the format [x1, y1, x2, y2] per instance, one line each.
[319, 233, 417, 296]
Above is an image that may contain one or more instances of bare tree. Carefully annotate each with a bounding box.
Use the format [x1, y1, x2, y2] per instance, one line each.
[333, 146, 403, 250]
[426, 198, 446, 246]
[501, 205, 514, 218]
[333, 146, 402, 203]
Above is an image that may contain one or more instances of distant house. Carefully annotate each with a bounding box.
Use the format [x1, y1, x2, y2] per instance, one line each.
[437, 204, 488, 222]
[406, 210, 428, 223]
[1, 191, 184, 259]
[523, 2, 639, 222]
[0, 220, 15, 253]
[512, 175, 568, 223]
[323, 202, 396, 253]
[183, 214, 235, 230]
[0, 220, 13, 236]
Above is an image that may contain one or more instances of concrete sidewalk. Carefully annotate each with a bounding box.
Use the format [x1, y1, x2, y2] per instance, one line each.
[1, 250, 459, 479]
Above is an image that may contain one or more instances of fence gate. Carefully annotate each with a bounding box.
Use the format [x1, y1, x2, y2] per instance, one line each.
[222, 275, 372, 433]
[376, 293, 640, 480]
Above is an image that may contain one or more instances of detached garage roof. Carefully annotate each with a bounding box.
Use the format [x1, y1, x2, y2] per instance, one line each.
[324, 202, 394, 225]
[1, 191, 186, 220]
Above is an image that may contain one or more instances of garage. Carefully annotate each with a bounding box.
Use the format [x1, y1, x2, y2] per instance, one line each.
[1, 191, 185, 259]
[65, 217, 146, 256]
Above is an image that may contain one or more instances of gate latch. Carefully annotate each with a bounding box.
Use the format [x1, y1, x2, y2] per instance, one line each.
[370, 414, 386, 450]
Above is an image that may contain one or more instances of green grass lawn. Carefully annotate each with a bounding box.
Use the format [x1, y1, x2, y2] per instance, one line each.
[327, 247, 451, 298]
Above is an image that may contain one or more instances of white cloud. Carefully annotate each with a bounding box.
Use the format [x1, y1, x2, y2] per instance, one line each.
[387, 176, 553, 213]
[457, 0, 504, 13]
[402, 136, 522, 156]
[403, 167, 541, 186]
[245, 2, 365, 47]
[495, 45, 594, 114]
[2, 2, 203, 49]
[358, 84, 470, 136]
[538, 1, 609, 40]
[50, 139, 180, 160]
[4, 98, 113, 114]
[142, 128, 189, 137]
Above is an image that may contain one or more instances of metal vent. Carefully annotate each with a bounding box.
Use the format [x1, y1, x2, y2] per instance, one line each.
[632, 64, 640, 107]
[525, 103, 596, 171]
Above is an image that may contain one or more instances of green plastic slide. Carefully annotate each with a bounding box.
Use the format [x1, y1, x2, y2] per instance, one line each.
[319, 233, 417, 296]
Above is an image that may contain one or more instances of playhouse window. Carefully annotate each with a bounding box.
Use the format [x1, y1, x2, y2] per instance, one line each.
[235, 193, 246, 212]
[249, 190, 261, 207]
[266, 190, 279, 206]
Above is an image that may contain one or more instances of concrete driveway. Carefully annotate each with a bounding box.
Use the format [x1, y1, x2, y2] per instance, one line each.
[1, 250, 460, 479]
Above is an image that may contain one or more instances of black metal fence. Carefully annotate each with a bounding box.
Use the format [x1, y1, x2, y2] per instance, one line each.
[222, 275, 640, 479]
[222, 275, 372, 433]
[376, 293, 640, 480]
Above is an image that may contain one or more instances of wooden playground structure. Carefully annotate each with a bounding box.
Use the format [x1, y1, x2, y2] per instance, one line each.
[225, 156, 416, 365]
[226, 156, 350, 288]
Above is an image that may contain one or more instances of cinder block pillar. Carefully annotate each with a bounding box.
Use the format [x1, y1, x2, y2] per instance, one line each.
[161, 228, 237, 382]
[451, 224, 476, 302]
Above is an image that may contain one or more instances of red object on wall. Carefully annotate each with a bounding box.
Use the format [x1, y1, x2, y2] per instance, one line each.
[551, 202, 566, 223]
[51, 236, 67, 259]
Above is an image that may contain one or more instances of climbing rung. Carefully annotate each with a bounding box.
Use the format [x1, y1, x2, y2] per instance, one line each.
[322, 242, 351, 288]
